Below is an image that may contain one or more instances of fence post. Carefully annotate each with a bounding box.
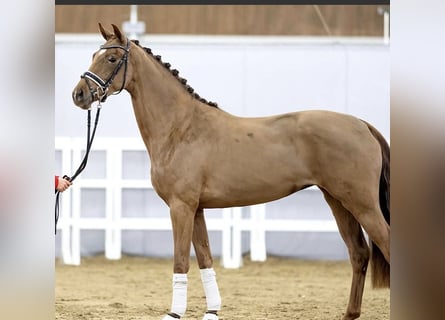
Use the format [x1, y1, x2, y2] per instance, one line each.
[221, 208, 231, 268]
[250, 204, 267, 262]
[105, 144, 121, 260]
[231, 207, 243, 268]
[221, 207, 243, 268]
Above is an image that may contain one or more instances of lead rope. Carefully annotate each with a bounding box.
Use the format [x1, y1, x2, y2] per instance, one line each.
[55, 105, 102, 234]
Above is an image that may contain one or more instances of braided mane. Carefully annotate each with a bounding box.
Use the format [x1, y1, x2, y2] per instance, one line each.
[131, 39, 219, 109]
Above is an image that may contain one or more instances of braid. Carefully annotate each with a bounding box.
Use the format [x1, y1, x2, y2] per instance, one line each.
[131, 39, 219, 109]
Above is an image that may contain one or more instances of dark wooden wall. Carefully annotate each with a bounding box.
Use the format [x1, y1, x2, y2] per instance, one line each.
[55, 5, 386, 36]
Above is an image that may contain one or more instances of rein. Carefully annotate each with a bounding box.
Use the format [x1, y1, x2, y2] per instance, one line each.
[55, 38, 130, 235]
[54, 106, 101, 234]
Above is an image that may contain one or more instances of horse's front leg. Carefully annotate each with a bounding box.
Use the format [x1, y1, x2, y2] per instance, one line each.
[192, 208, 221, 320]
[162, 200, 196, 320]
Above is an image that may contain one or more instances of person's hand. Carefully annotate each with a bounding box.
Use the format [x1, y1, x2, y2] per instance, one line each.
[56, 177, 72, 192]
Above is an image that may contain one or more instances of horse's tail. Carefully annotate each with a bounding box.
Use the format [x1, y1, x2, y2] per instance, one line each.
[363, 121, 390, 288]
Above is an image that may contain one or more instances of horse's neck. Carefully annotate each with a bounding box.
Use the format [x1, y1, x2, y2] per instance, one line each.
[126, 50, 196, 160]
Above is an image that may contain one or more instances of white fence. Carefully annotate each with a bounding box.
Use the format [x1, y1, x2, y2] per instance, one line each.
[55, 137, 340, 268]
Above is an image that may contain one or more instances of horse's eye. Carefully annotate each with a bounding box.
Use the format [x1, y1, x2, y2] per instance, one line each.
[108, 56, 117, 63]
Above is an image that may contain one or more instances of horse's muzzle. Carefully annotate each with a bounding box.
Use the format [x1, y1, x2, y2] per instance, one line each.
[72, 82, 92, 109]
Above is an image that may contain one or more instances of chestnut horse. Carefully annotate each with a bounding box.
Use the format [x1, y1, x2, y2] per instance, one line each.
[72, 24, 390, 320]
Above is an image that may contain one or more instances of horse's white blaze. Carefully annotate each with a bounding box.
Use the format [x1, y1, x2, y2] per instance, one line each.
[97, 49, 107, 56]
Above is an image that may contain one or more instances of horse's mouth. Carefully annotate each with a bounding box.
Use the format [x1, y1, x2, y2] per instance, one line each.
[78, 103, 92, 110]
[72, 99, 92, 110]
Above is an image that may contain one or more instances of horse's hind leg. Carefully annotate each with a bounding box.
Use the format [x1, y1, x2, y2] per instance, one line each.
[192, 209, 221, 320]
[322, 190, 370, 320]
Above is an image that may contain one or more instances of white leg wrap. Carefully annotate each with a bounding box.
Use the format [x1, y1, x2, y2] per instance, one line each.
[170, 273, 187, 317]
[200, 268, 221, 311]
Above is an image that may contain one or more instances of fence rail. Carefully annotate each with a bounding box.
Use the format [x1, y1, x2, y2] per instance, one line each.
[55, 137, 339, 268]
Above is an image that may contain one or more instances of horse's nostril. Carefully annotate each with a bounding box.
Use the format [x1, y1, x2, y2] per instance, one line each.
[73, 89, 84, 102]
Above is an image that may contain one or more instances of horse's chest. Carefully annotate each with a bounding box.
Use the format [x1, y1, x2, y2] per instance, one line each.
[150, 162, 203, 205]
[150, 167, 172, 201]
[150, 166, 182, 199]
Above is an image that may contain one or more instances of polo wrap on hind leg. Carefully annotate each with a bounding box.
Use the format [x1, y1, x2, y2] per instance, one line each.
[169, 273, 188, 317]
[200, 268, 221, 312]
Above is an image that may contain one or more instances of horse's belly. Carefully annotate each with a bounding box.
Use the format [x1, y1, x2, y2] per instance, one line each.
[198, 174, 310, 208]
[198, 143, 313, 208]
[199, 189, 295, 208]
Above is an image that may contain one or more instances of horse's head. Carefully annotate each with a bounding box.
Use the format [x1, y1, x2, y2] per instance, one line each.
[72, 23, 132, 109]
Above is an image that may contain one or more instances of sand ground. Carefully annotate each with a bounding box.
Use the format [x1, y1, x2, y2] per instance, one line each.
[55, 255, 389, 320]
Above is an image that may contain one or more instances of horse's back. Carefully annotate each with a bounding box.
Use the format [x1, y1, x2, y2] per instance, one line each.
[198, 109, 382, 208]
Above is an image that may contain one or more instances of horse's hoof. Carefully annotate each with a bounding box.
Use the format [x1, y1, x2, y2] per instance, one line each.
[161, 314, 180, 320]
[202, 312, 218, 320]
[343, 311, 361, 320]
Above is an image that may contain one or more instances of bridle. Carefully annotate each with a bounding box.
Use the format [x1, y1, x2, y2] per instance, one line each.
[55, 38, 130, 235]
[81, 38, 131, 104]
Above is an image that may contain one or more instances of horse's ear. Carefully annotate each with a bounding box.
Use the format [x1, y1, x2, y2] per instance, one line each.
[111, 24, 126, 44]
[98, 23, 112, 40]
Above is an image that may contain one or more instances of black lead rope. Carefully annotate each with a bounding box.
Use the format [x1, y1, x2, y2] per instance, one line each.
[55, 107, 101, 234]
